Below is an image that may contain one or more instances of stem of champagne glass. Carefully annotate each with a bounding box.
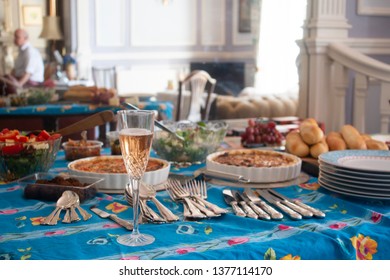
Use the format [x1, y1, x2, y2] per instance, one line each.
[129, 178, 141, 236]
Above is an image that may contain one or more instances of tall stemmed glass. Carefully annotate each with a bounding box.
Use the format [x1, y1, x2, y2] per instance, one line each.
[116, 110, 155, 246]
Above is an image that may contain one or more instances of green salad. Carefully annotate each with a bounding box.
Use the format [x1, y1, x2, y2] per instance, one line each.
[152, 121, 227, 163]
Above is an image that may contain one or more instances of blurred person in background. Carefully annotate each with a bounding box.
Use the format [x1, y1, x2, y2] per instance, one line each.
[0, 28, 44, 95]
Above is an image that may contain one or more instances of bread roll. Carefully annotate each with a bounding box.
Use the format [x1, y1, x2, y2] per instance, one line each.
[360, 134, 372, 141]
[365, 139, 389, 150]
[299, 122, 324, 145]
[301, 118, 318, 126]
[285, 131, 310, 157]
[310, 138, 329, 159]
[340, 125, 367, 150]
[326, 131, 347, 151]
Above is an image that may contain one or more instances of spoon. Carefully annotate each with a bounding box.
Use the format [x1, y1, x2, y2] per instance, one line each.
[140, 184, 179, 222]
[66, 191, 92, 221]
[122, 102, 185, 142]
[43, 192, 70, 225]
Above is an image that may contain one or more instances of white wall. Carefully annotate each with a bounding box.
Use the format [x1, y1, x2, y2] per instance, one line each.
[75, 0, 258, 95]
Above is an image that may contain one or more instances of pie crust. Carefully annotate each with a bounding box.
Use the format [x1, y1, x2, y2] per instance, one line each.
[68, 156, 170, 192]
[206, 149, 301, 183]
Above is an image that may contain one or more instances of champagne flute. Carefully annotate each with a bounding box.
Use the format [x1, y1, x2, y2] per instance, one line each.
[116, 110, 155, 246]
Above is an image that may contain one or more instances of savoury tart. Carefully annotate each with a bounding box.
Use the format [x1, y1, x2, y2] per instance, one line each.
[206, 149, 301, 183]
[68, 156, 170, 192]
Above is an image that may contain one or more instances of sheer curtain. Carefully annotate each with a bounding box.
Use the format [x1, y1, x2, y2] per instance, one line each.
[254, 0, 307, 96]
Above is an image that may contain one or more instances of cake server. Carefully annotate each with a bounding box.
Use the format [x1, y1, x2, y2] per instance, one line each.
[90, 206, 133, 230]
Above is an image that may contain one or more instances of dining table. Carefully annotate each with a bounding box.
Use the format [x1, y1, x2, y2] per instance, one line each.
[0, 145, 389, 261]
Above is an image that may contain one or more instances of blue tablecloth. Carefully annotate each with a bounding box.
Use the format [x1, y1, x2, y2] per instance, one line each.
[0, 101, 173, 120]
[0, 148, 389, 260]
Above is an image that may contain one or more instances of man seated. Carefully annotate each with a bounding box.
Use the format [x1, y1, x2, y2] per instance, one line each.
[0, 28, 44, 95]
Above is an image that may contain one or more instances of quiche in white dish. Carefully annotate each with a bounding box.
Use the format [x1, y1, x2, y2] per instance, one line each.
[206, 149, 301, 183]
[68, 156, 170, 192]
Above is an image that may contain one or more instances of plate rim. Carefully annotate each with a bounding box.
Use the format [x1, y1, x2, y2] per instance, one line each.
[318, 177, 390, 200]
[319, 150, 390, 173]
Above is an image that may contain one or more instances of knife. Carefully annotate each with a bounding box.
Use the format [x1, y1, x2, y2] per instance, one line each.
[203, 169, 251, 183]
[256, 190, 302, 220]
[244, 189, 283, 220]
[240, 192, 271, 220]
[265, 189, 313, 218]
[90, 206, 134, 230]
[232, 190, 258, 219]
[222, 189, 246, 217]
[267, 189, 325, 218]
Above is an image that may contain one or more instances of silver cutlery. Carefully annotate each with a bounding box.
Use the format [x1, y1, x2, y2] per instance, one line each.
[267, 189, 325, 218]
[185, 180, 228, 215]
[263, 189, 313, 218]
[139, 200, 166, 223]
[257, 190, 302, 220]
[125, 188, 166, 223]
[43, 192, 71, 225]
[244, 189, 283, 220]
[123, 102, 185, 142]
[167, 179, 207, 219]
[232, 190, 258, 219]
[239, 191, 271, 220]
[66, 191, 92, 221]
[90, 206, 134, 231]
[222, 189, 246, 217]
[141, 184, 179, 222]
[202, 169, 251, 183]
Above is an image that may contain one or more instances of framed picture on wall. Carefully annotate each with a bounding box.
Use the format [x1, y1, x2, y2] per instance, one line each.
[239, 0, 251, 33]
[22, 5, 42, 26]
[358, 0, 390, 16]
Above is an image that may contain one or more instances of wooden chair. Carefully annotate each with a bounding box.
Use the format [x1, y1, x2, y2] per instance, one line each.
[176, 70, 216, 122]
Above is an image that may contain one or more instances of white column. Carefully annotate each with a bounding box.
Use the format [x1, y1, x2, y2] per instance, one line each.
[330, 62, 348, 131]
[353, 73, 368, 133]
[380, 82, 390, 133]
[75, 0, 92, 80]
[298, 0, 350, 132]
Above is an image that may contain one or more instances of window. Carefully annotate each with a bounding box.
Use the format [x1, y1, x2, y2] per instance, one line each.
[255, 0, 307, 96]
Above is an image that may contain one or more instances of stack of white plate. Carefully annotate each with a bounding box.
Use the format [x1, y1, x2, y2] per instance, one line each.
[318, 150, 390, 200]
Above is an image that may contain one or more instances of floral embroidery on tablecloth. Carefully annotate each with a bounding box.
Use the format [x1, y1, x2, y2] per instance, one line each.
[264, 248, 301, 260]
[280, 254, 301, 260]
[350, 234, 378, 260]
[31, 217, 45, 226]
[371, 212, 382, 223]
[105, 202, 128, 213]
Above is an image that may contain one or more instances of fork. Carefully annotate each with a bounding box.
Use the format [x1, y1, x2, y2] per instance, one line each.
[125, 188, 166, 223]
[185, 180, 228, 215]
[167, 179, 208, 219]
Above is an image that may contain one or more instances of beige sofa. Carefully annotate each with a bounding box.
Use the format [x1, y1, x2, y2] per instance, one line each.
[214, 87, 298, 120]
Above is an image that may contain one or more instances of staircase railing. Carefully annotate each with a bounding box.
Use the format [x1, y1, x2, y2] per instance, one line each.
[327, 42, 390, 133]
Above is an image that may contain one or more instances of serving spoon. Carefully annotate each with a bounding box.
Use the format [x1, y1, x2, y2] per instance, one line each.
[122, 102, 184, 142]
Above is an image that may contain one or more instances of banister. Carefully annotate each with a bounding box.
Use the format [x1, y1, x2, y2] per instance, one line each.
[328, 43, 390, 82]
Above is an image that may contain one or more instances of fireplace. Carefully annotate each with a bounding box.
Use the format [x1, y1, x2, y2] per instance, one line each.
[190, 62, 245, 96]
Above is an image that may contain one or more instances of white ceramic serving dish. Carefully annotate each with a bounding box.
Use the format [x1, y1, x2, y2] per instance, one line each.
[67, 156, 170, 193]
[206, 149, 301, 183]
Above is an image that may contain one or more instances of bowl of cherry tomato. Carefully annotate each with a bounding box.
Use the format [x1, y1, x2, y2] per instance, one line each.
[0, 129, 62, 182]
